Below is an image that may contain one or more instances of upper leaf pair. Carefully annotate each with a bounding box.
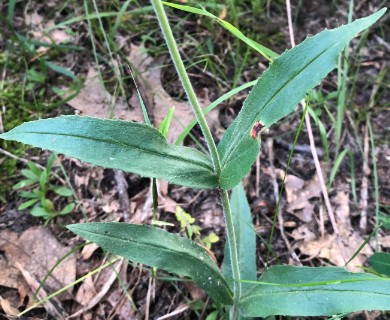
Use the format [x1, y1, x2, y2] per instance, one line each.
[0, 9, 386, 190]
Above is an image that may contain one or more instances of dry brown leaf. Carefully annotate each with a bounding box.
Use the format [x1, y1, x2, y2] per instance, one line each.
[285, 173, 321, 217]
[66, 67, 141, 120]
[0, 226, 76, 300]
[299, 188, 373, 270]
[70, 259, 124, 318]
[25, 10, 72, 54]
[0, 295, 19, 316]
[378, 235, 390, 248]
[16, 262, 68, 319]
[81, 243, 100, 260]
[107, 288, 138, 320]
[75, 276, 96, 307]
[127, 45, 220, 142]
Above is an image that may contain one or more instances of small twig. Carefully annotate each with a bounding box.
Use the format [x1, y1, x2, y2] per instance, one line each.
[114, 170, 130, 223]
[286, 0, 347, 264]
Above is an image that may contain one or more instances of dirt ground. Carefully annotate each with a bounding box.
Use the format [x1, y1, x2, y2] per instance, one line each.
[0, 0, 389, 319]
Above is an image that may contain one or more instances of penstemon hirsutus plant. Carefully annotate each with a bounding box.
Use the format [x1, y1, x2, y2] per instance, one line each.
[1, 2, 389, 318]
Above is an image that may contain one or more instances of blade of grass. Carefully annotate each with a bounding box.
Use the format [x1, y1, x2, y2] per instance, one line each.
[175, 80, 257, 145]
[162, 2, 279, 61]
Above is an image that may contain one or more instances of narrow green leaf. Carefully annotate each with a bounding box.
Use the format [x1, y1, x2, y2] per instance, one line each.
[239, 265, 390, 317]
[67, 222, 233, 304]
[13, 179, 36, 190]
[27, 161, 43, 177]
[369, 252, 390, 276]
[18, 198, 40, 210]
[52, 186, 73, 197]
[30, 206, 50, 217]
[328, 148, 349, 189]
[175, 80, 257, 146]
[158, 106, 175, 138]
[217, 9, 386, 190]
[0, 116, 218, 189]
[21, 169, 40, 181]
[60, 203, 76, 215]
[163, 2, 278, 61]
[44, 61, 78, 80]
[223, 183, 257, 296]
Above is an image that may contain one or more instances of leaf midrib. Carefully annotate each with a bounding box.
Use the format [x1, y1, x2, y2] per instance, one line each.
[221, 35, 342, 167]
[6, 130, 215, 172]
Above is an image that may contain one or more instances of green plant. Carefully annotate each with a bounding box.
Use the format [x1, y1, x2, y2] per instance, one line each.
[13, 153, 75, 223]
[176, 205, 219, 249]
[1, 2, 389, 319]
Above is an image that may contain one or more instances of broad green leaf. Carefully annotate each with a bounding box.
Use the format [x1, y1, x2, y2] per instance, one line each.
[13, 179, 36, 190]
[223, 183, 256, 296]
[21, 169, 40, 181]
[67, 222, 233, 304]
[239, 265, 390, 317]
[0, 116, 218, 189]
[52, 186, 73, 197]
[18, 198, 40, 210]
[217, 9, 386, 190]
[163, 2, 278, 61]
[31, 206, 50, 217]
[369, 252, 390, 276]
[60, 203, 76, 215]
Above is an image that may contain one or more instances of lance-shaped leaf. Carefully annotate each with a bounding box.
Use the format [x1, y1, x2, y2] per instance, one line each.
[217, 9, 386, 190]
[67, 222, 233, 305]
[223, 183, 257, 296]
[239, 265, 390, 317]
[0, 116, 218, 189]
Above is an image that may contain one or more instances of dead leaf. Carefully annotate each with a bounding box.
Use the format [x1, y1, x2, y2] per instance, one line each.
[81, 243, 100, 260]
[16, 262, 68, 319]
[299, 188, 373, 271]
[75, 276, 96, 307]
[285, 173, 321, 216]
[127, 45, 220, 142]
[0, 226, 76, 301]
[71, 259, 124, 318]
[0, 295, 19, 316]
[66, 67, 141, 120]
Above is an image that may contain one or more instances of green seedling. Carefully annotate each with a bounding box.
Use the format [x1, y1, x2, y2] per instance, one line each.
[175, 205, 219, 249]
[1, 2, 389, 319]
[13, 153, 75, 223]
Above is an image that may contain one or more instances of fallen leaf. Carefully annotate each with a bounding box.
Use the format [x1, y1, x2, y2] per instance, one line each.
[0, 295, 19, 316]
[127, 45, 220, 142]
[75, 276, 96, 307]
[16, 262, 68, 319]
[0, 226, 76, 301]
[65, 67, 141, 120]
[299, 188, 373, 271]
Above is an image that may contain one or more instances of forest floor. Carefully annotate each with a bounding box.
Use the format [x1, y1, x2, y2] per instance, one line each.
[0, 0, 389, 319]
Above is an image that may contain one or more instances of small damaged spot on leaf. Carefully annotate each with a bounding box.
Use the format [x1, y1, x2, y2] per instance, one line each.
[251, 121, 264, 139]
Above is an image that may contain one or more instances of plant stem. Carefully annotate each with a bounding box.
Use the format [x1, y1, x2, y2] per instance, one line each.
[150, 0, 220, 177]
[220, 189, 241, 319]
[151, 1, 241, 317]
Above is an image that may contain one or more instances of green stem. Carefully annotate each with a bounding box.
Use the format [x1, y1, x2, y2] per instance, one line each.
[150, 0, 220, 177]
[220, 189, 241, 318]
[151, 1, 241, 317]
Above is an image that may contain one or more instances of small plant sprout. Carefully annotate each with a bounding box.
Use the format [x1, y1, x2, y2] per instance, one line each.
[13, 153, 75, 223]
[1, 2, 389, 319]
